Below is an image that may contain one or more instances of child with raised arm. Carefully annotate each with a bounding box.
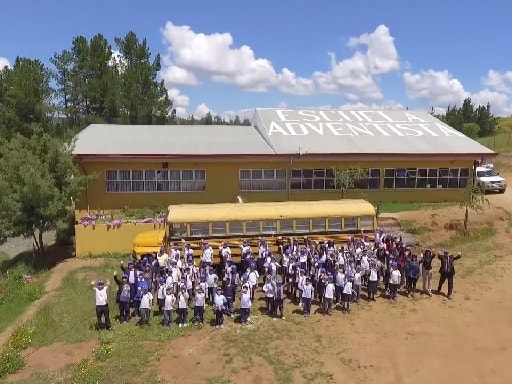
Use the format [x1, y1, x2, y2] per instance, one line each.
[91, 279, 112, 330]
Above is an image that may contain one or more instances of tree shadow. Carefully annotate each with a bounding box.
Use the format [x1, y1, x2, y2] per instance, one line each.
[0, 244, 74, 272]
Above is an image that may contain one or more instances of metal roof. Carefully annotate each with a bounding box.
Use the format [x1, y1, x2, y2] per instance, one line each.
[72, 123, 274, 156]
[167, 199, 376, 223]
[73, 109, 495, 157]
[252, 109, 495, 156]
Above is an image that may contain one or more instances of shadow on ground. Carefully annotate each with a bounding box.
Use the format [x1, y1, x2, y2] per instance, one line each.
[0, 245, 74, 272]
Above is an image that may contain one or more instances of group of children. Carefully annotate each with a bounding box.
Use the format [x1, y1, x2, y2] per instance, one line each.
[91, 231, 462, 330]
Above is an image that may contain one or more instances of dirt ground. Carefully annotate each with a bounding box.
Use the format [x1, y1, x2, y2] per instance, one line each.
[6, 158, 512, 384]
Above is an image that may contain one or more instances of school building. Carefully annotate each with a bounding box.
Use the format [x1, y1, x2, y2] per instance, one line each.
[73, 108, 496, 213]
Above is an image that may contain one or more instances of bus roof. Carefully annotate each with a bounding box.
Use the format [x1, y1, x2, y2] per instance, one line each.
[167, 199, 376, 223]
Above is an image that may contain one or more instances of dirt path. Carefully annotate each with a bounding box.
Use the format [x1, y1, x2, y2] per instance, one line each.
[0, 258, 103, 348]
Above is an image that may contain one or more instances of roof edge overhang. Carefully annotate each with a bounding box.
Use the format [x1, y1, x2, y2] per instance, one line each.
[74, 152, 496, 162]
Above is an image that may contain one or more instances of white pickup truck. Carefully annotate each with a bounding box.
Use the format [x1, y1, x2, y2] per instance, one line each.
[476, 166, 507, 193]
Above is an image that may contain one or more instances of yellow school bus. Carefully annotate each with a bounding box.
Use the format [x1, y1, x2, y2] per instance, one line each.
[132, 199, 377, 263]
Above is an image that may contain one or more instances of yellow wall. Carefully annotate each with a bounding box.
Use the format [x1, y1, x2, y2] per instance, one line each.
[75, 157, 473, 211]
[75, 223, 162, 257]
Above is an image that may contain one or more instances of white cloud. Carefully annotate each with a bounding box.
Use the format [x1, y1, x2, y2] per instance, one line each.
[194, 103, 212, 118]
[0, 57, 10, 69]
[160, 23, 400, 100]
[403, 69, 512, 116]
[403, 70, 470, 107]
[167, 88, 190, 117]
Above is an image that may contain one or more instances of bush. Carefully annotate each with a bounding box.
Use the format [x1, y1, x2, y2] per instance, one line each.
[70, 359, 101, 384]
[0, 325, 34, 378]
[7, 326, 34, 351]
[0, 349, 25, 378]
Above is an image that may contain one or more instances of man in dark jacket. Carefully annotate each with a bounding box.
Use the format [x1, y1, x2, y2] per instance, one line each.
[437, 250, 462, 299]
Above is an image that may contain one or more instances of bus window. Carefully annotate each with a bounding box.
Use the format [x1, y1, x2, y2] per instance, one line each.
[211, 222, 227, 236]
[295, 219, 310, 233]
[245, 221, 260, 235]
[190, 222, 209, 237]
[311, 218, 326, 232]
[344, 217, 358, 230]
[170, 223, 187, 237]
[360, 216, 374, 230]
[262, 220, 277, 234]
[228, 221, 244, 235]
[327, 218, 341, 231]
[279, 219, 293, 233]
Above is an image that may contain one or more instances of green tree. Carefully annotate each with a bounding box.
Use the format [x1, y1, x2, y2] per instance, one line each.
[437, 97, 498, 137]
[461, 122, 480, 139]
[0, 130, 91, 256]
[86, 34, 120, 123]
[201, 111, 213, 125]
[459, 183, 488, 231]
[333, 167, 367, 199]
[232, 115, 241, 125]
[114, 31, 171, 124]
[241, 118, 252, 126]
[0, 57, 54, 139]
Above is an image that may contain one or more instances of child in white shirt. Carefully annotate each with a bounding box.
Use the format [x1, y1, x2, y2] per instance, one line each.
[342, 275, 353, 313]
[240, 284, 252, 325]
[91, 279, 111, 330]
[163, 287, 176, 327]
[389, 261, 401, 301]
[301, 278, 314, 317]
[353, 267, 362, 303]
[193, 286, 206, 325]
[323, 277, 335, 315]
[213, 287, 227, 329]
[177, 285, 189, 327]
[139, 288, 153, 325]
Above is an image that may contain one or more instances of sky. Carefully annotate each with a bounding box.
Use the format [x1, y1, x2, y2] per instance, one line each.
[1, 0, 512, 119]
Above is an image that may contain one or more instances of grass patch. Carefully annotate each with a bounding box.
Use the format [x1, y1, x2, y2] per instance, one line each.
[0, 263, 46, 333]
[400, 220, 432, 235]
[436, 225, 496, 249]
[477, 127, 512, 153]
[378, 201, 455, 214]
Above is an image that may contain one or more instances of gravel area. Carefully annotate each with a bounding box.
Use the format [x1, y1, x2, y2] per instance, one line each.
[0, 231, 56, 258]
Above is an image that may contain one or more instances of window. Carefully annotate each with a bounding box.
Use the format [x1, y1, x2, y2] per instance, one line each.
[228, 222, 244, 235]
[360, 216, 374, 230]
[211, 222, 227, 236]
[189, 222, 209, 237]
[261, 220, 277, 234]
[344, 217, 358, 230]
[245, 221, 260, 234]
[290, 168, 380, 190]
[170, 223, 187, 237]
[383, 168, 470, 189]
[105, 169, 206, 193]
[327, 217, 342, 231]
[311, 218, 326, 232]
[295, 219, 310, 233]
[279, 219, 293, 233]
[239, 169, 287, 191]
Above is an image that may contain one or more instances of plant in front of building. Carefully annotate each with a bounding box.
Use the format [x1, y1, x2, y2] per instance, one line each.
[79, 205, 167, 229]
[0, 130, 93, 257]
[459, 183, 489, 231]
[333, 167, 368, 199]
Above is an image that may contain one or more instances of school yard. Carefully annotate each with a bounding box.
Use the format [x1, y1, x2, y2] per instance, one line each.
[2, 158, 512, 384]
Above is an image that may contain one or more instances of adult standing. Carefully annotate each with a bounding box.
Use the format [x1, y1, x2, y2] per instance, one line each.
[420, 249, 435, 296]
[437, 250, 462, 299]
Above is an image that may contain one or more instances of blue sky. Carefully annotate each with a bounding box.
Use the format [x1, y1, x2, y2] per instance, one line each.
[1, 0, 511, 117]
